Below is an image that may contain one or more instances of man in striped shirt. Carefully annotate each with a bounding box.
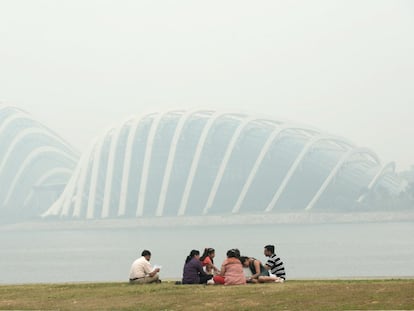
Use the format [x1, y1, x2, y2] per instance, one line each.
[264, 244, 286, 282]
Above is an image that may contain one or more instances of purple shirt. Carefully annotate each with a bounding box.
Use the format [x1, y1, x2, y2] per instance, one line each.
[182, 258, 206, 284]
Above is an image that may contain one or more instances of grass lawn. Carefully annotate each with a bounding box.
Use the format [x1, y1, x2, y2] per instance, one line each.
[1, 279, 413, 310]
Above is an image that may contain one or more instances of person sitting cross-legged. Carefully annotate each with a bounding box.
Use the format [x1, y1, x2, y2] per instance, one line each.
[200, 247, 220, 275]
[213, 249, 246, 286]
[264, 244, 286, 282]
[129, 250, 161, 284]
[182, 249, 213, 284]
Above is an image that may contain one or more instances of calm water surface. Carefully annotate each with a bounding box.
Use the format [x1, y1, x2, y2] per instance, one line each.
[1, 222, 413, 284]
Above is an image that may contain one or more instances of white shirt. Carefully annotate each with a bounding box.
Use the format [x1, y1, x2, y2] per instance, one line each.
[129, 256, 153, 279]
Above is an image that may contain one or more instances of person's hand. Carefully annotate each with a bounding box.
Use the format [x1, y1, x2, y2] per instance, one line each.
[155, 267, 160, 272]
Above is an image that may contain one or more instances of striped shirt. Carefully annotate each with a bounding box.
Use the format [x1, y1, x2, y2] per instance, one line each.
[265, 254, 286, 279]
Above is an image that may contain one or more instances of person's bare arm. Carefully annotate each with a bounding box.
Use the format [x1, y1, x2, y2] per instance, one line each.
[213, 264, 220, 274]
[247, 260, 260, 279]
[219, 263, 226, 276]
[149, 267, 160, 277]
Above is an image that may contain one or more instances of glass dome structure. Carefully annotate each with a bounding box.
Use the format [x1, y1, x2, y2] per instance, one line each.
[43, 110, 402, 220]
[0, 105, 79, 221]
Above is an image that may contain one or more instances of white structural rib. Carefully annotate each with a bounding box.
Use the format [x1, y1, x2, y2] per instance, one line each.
[136, 113, 164, 217]
[155, 110, 211, 216]
[58, 144, 95, 218]
[72, 140, 100, 218]
[0, 111, 78, 157]
[154, 110, 186, 216]
[3, 146, 77, 205]
[305, 147, 380, 210]
[101, 120, 132, 218]
[232, 124, 315, 214]
[265, 136, 353, 212]
[86, 131, 110, 219]
[178, 112, 231, 216]
[117, 113, 155, 216]
[0, 128, 72, 176]
[357, 161, 396, 203]
[0, 110, 29, 139]
[43, 166, 78, 218]
[23, 168, 73, 207]
[202, 116, 255, 215]
[58, 166, 81, 217]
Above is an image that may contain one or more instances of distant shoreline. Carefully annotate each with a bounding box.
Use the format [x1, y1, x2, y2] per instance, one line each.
[2, 211, 414, 231]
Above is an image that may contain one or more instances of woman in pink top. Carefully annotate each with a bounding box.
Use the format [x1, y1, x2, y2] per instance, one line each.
[213, 249, 246, 285]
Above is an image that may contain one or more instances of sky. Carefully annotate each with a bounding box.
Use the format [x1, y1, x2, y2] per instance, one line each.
[0, 0, 413, 171]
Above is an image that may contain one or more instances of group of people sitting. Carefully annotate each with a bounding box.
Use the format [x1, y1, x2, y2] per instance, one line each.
[182, 245, 285, 285]
[129, 245, 286, 286]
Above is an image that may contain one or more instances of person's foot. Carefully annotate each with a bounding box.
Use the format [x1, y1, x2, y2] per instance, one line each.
[274, 278, 284, 283]
[207, 279, 215, 285]
[157, 279, 162, 283]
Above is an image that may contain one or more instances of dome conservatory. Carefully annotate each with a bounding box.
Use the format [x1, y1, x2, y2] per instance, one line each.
[0, 105, 79, 221]
[43, 110, 403, 220]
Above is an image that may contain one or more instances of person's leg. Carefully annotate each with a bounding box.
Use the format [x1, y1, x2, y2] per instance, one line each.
[136, 275, 159, 284]
[213, 275, 225, 284]
[199, 274, 213, 284]
[258, 275, 277, 283]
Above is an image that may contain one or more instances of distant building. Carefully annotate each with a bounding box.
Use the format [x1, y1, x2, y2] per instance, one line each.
[43, 110, 403, 220]
[0, 105, 79, 221]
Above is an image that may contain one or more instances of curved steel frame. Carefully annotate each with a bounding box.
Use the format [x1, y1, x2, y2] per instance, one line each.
[40, 108, 394, 219]
[357, 161, 396, 203]
[305, 147, 381, 210]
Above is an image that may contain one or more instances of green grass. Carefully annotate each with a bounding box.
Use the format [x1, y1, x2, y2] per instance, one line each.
[1, 279, 413, 310]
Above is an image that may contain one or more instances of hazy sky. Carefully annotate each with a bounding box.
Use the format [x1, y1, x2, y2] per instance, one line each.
[1, 1, 413, 170]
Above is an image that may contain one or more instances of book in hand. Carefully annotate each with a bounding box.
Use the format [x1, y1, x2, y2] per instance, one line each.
[153, 264, 162, 271]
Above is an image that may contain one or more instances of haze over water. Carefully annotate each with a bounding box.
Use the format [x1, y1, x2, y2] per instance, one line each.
[1, 1, 413, 286]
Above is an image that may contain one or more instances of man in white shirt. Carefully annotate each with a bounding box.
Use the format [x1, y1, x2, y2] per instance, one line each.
[129, 250, 161, 284]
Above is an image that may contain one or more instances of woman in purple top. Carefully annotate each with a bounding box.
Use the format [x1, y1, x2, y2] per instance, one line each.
[182, 250, 213, 284]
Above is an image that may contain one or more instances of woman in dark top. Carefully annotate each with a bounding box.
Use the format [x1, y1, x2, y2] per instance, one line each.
[182, 250, 213, 284]
[239, 256, 276, 283]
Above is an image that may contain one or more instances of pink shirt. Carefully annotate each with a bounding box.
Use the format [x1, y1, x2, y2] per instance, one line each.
[220, 257, 246, 285]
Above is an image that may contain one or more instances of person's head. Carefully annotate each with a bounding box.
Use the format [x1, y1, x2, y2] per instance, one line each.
[141, 250, 151, 261]
[264, 245, 275, 256]
[226, 248, 240, 258]
[200, 247, 215, 261]
[207, 248, 215, 258]
[239, 256, 250, 267]
[185, 249, 200, 263]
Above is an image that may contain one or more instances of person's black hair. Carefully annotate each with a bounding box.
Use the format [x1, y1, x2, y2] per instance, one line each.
[226, 248, 240, 258]
[264, 245, 275, 254]
[141, 250, 151, 257]
[185, 249, 200, 264]
[200, 247, 215, 263]
[239, 256, 249, 264]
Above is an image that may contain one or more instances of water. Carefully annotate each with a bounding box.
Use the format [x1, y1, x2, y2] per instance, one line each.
[0, 222, 413, 284]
